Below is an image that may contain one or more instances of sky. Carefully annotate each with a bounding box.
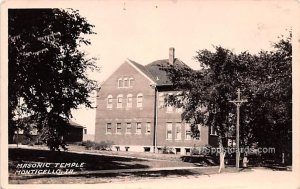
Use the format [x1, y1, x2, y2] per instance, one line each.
[67, 0, 296, 135]
[7, 0, 295, 134]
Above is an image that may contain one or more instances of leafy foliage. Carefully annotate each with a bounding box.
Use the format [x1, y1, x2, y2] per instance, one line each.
[163, 32, 292, 162]
[8, 9, 99, 150]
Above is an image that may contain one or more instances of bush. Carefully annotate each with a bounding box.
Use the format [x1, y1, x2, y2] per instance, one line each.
[82, 140, 114, 150]
[83, 140, 95, 150]
[162, 146, 174, 154]
[94, 140, 114, 150]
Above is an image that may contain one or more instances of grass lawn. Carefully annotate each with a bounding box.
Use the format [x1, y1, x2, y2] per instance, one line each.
[8, 147, 251, 184]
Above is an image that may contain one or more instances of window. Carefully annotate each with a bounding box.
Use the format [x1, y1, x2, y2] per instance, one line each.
[118, 78, 123, 88]
[136, 122, 142, 134]
[146, 122, 151, 134]
[166, 123, 172, 140]
[175, 123, 182, 140]
[175, 92, 184, 113]
[83, 129, 87, 134]
[176, 107, 183, 113]
[106, 123, 112, 134]
[129, 78, 134, 87]
[159, 93, 165, 108]
[166, 93, 173, 112]
[117, 94, 123, 108]
[185, 123, 192, 140]
[107, 95, 113, 108]
[124, 78, 129, 87]
[195, 124, 201, 140]
[127, 94, 133, 108]
[126, 123, 132, 133]
[137, 93, 143, 108]
[116, 123, 122, 134]
[210, 125, 217, 135]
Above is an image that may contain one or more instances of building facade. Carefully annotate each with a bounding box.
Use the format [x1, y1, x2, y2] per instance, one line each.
[95, 48, 217, 155]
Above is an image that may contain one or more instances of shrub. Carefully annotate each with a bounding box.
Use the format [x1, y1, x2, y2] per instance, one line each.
[162, 146, 174, 154]
[83, 140, 95, 150]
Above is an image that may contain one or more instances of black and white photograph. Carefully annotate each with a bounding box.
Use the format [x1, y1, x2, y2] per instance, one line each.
[0, 0, 299, 188]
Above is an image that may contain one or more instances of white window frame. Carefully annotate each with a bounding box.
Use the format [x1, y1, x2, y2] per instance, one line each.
[123, 77, 129, 88]
[166, 123, 173, 140]
[129, 78, 134, 88]
[126, 123, 132, 134]
[117, 94, 123, 108]
[106, 123, 112, 134]
[175, 123, 182, 140]
[107, 95, 113, 109]
[127, 94, 133, 108]
[185, 123, 192, 140]
[118, 78, 123, 88]
[210, 125, 217, 136]
[136, 122, 142, 134]
[159, 93, 165, 108]
[146, 122, 151, 134]
[137, 93, 143, 108]
[116, 123, 122, 134]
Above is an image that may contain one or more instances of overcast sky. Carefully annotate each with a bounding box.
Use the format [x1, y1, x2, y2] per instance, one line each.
[12, 0, 294, 134]
[68, 0, 296, 134]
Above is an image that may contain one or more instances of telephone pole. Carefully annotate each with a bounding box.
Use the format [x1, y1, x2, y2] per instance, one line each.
[229, 88, 247, 169]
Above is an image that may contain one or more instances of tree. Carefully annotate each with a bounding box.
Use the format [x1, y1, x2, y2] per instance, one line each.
[164, 47, 251, 172]
[163, 32, 292, 170]
[8, 9, 99, 150]
[245, 32, 292, 164]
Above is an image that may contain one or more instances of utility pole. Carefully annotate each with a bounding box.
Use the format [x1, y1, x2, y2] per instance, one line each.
[229, 88, 247, 169]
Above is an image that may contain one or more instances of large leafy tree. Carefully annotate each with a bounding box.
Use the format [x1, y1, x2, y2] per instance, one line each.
[8, 9, 99, 150]
[164, 32, 292, 170]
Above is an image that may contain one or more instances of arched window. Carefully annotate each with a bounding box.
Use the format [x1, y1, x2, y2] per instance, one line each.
[137, 93, 143, 108]
[129, 78, 134, 88]
[107, 95, 113, 108]
[117, 94, 123, 108]
[124, 77, 129, 88]
[127, 94, 133, 108]
[118, 78, 123, 88]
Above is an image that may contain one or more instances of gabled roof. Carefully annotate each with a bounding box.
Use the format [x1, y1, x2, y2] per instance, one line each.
[127, 58, 190, 86]
[68, 120, 85, 129]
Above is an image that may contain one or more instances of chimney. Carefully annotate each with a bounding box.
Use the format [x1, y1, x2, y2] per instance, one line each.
[169, 47, 175, 64]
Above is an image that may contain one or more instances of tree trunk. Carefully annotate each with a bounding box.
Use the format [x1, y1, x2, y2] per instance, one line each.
[218, 139, 226, 173]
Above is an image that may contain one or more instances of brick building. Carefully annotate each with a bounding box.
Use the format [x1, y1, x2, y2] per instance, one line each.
[95, 48, 218, 155]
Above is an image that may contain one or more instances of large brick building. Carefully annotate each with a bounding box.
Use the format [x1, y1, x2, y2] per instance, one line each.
[95, 48, 217, 155]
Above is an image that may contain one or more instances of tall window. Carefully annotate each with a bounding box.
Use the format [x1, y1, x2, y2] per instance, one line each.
[107, 95, 113, 108]
[124, 78, 129, 87]
[137, 93, 143, 108]
[210, 125, 217, 135]
[166, 93, 173, 112]
[129, 78, 134, 87]
[146, 122, 151, 134]
[126, 123, 132, 134]
[116, 123, 122, 134]
[127, 94, 133, 108]
[185, 123, 192, 140]
[117, 94, 123, 108]
[118, 78, 123, 88]
[166, 123, 172, 140]
[159, 93, 165, 108]
[106, 123, 112, 134]
[193, 124, 201, 140]
[175, 123, 182, 140]
[136, 122, 142, 134]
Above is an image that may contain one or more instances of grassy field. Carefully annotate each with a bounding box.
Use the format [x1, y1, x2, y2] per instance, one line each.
[8, 147, 250, 184]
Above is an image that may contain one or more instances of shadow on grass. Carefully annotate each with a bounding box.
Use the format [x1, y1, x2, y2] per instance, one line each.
[9, 148, 149, 172]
